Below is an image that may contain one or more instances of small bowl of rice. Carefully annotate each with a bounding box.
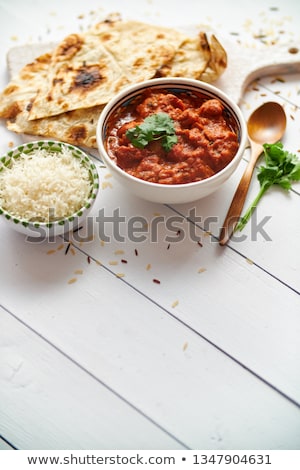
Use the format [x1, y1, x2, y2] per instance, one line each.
[0, 140, 99, 238]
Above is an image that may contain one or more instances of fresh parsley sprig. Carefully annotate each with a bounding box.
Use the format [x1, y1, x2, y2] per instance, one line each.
[235, 141, 300, 232]
[126, 112, 178, 152]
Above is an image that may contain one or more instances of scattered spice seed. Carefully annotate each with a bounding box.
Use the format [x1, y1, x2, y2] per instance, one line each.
[8, 141, 14, 148]
[167, 243, 170, 250]
[153, 278, 161, 284]
[134, 248, 138, 256]
[172, 300, 179, 308]
[271, 76, 285, 83]
[87, 256, 91, 264]
[197, 240, 203, 247]
[289, 47, 299, 54]
[65, 243, 71, 255]
[68, 277, 77, 284]
[121, 259, 128, 264]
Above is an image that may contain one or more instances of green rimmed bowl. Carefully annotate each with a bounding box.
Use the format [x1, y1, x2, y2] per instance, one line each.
[0, 140, 100, 238]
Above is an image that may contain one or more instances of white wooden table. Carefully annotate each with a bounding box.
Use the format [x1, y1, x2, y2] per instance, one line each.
[0, 0, 300, 451]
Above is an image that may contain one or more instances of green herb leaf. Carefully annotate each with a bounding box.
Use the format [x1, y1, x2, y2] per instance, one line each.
[126, 112, 178, 152]
[235, 142, 300, 232]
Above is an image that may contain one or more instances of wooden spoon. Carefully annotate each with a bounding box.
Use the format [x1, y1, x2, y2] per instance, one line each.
[219, 102, 286, 245]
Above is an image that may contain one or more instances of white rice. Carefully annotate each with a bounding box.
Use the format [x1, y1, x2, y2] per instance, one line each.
[0, 146, 91, 222]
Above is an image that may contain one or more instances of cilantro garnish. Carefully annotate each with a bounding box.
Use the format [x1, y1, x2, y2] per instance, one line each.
[235, 142, 300, 231]
[125, 112, 178, 152]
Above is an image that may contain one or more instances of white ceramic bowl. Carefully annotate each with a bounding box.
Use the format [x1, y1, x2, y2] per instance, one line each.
[0, 140, 99, 238]
[97, 77, 247, 204]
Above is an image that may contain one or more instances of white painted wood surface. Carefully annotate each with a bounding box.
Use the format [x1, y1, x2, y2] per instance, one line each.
[0, 0, 300, 450]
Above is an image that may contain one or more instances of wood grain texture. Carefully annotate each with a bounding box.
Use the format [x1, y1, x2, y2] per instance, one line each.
[0, 0, 300, 451]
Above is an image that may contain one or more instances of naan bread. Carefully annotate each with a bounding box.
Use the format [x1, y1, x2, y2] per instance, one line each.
[0, 17, 228, 149]
[156, 32, 226, 81]
[28, 20, 185, 120]
[7, 105, 103, 149]
[0, 51, 51, 119]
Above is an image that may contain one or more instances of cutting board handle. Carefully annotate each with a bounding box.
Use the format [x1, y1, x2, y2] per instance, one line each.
[215, 42, 300, 104]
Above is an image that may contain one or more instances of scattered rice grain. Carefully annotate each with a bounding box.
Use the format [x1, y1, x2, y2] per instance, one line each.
[74, 269, 83, 275]
[172, 300, 179, 308]
[68, 277, 77, 284]
[183, 342, 188, 351]
[198, 267, 207, 273]
[114, 249, 125, 255]
[146, 263, 151, 271]
[46, 249, 56, 255]
[102, 181, 113, 189]
[109, 260, 118, 265]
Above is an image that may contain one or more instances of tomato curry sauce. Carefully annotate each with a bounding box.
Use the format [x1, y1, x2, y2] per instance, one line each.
[105, 89, 240, 185]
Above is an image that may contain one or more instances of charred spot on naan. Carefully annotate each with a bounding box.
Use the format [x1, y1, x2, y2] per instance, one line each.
[55, 34, 84, 60]
[1, 101, 22, 120]
[66, 123, 88, 143]
[2, 84, 19, 96]
[70, 65, 104, 92]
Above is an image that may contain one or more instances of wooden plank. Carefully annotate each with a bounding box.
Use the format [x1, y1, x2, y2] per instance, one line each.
[0, 437, 15, 450]
[0, 160, 299, 404]
[0, 306, 186, 450]
[1, 253, 300, 449]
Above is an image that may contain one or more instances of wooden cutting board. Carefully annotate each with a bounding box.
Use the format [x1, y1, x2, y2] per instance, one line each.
[6, 38, 300, 104]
